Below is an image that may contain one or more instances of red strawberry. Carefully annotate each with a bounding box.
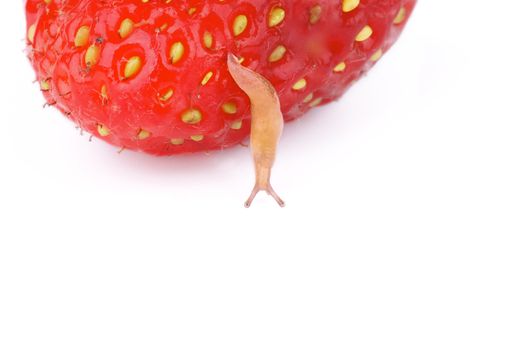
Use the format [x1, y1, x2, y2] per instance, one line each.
[25, 0, 416, 206]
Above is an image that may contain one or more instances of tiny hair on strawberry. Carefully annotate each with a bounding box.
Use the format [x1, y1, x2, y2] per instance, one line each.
[26, 0, 416, 207]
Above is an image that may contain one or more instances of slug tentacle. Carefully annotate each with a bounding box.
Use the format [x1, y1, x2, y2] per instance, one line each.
[227, 53, 285, 208]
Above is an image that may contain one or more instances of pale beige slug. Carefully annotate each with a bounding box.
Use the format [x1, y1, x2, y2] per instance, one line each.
[227, 53, 285, 208]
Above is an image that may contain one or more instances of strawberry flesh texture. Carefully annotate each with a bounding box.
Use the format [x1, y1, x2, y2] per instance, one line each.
[26, 0, 416, 155]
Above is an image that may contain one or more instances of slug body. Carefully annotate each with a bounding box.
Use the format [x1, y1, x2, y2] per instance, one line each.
[227, 53, 285, 207]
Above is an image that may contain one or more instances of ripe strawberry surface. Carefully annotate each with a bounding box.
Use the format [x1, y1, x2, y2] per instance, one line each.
[26, 0, 416, 155]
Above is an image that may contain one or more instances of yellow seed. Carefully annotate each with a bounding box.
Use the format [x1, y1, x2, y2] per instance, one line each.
[370, 49, 383, 61]
[309, 97, 323, 107]
[268, 7, 285, 27]
[124, 56, 142, 79]
[74, 25, 90, 47]
[118, 18, 134, 39]
[292, 78, 307, 91]
[190, 135, 204, 142]
[303, 93, 314, 103]
[181, 109, 202, 124]
[203, 31, 213, 49]
[28, 23, 37, 44]
[393, 7, 406, 24]
[44, 0, 51, 4]
[159, 88, 174, 102]
[201, 71, 213, 85]
[333, 61, 346, 72]
[233, 15, 248, 36]
[138, 129, 151, 140]
[40, 79, 50, 91]
[355, 25, 372, 42]
[170, 42, 185, 64]
[222, 102, 237, 114]
[309, 5, 322, 24]
[170, 138, 184, 145]
[231, 120, 243, 130]
[188, 7, 197, 15]
[85, 45, 101, 66]
[100, 85, 108, 103]
[342, 0, 360, 13]
[268, 45, 286, 62]
[97, 124, 110, 137]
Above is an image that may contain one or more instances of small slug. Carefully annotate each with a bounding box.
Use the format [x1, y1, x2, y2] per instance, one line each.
[227, 53, 285, 208]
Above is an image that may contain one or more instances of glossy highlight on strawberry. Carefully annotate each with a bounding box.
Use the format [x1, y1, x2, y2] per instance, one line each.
[26, 0, 416, 156]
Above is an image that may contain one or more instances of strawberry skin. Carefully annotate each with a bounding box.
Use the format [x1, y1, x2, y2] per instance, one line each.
[26, 0, 416, 155]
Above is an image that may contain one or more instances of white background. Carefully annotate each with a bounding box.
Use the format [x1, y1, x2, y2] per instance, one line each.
[1, 1, 527, 349]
